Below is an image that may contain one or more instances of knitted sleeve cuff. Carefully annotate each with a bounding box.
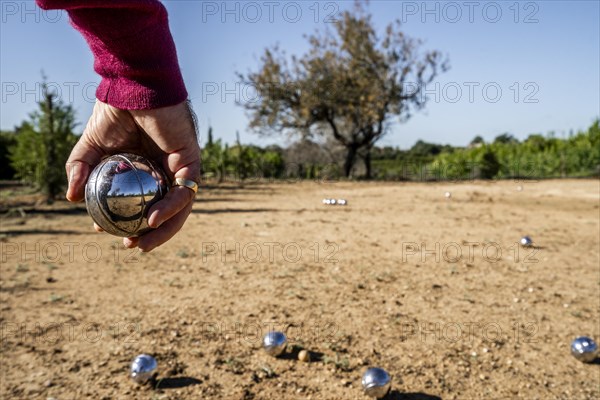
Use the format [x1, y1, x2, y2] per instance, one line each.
[38, 0, 188, 110]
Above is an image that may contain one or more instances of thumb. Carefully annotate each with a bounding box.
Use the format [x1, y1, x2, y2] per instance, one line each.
[65, 136, 103, 202]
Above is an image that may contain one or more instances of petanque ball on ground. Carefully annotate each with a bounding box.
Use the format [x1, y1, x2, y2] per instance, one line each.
[338, 199, 348, 205]
[571, 336, 598, 363]
[85, 153, 169, 237]
[362, 367, 391, 398]
[262, 331, 287, 357]
[445, 191, 451, 199]
[520, 236, 533, 247]
[130, 354, 157, 385]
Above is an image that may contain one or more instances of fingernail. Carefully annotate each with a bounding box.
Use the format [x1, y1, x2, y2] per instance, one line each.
[67, 163, 77, 184]
[66, 163, 78, 200]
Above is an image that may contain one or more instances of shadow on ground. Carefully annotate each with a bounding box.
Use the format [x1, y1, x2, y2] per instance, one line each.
[20, 207, 88, 216]
[191, 208, 281, 214]
[201, 184, 277, 192]
[278, 347, 325, 363]
[1, 206, 88, 216]
[0, 229, 83, 236]
[386, 391, 442, 400]
[194, 197, 245, 203]
[154, 376, 202, 389]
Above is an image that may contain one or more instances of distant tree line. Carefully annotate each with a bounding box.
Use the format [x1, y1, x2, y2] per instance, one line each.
[199, 121, 599, 182]
[427, 122, 600, 180]
[2, 104, 598, 200]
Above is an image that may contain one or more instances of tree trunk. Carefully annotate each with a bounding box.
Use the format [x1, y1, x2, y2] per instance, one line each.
[344, 145, 358, 178]
[218, 162, 225, 183]
[45, 92, 56, 204]
[363, 149, 372, 179]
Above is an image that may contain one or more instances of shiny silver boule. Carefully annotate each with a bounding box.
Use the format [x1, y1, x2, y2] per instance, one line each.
[571, 337, 598, 363]
[338, 199, 347, 205]
[520, 236, 533, 247]
[322, 199, 330, 205]
[85, 153, 169, 237]
[263, 331, 287, 357]
[445, 191, 451, 198]
[130, 354, 157, 384]
[362, 367, 391, 398]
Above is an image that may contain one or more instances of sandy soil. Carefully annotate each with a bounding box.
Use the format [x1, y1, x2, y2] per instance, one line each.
[1, 179, 599, 400]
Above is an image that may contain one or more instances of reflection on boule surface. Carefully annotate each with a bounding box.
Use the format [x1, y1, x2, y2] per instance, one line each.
[85, 153, 169, 237]
[262, 331, 287, 357]
[571, 336, 598, 363]
[130, 354, 157, 384]
[362, 367, 391, 398]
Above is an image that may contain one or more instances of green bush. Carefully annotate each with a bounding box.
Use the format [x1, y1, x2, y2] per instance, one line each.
[9, 85, 77, 201]
[427, 120, 599, 180]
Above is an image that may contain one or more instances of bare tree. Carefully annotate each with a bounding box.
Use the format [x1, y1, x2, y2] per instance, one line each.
[238, 1, 448, 178]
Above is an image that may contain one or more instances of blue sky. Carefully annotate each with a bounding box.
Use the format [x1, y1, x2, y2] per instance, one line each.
[1, 0, 599, 149]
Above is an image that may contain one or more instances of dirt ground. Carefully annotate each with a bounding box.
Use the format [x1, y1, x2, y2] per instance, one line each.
[1, 179, 599, 400]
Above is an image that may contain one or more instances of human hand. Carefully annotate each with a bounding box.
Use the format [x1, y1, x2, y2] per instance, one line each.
[66, 100, 200, 252]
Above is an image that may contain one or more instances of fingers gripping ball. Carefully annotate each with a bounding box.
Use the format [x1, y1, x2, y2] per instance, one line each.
[85, 154, 169, 237]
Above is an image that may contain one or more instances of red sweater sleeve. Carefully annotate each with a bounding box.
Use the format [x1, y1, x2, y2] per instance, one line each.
[36, 0, 188, 110]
